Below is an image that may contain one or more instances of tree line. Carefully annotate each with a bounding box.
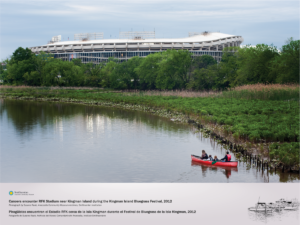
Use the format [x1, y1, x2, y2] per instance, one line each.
[0, 38, 298, 90]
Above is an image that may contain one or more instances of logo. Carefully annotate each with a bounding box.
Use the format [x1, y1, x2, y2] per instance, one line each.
[9, 191, 13, 196]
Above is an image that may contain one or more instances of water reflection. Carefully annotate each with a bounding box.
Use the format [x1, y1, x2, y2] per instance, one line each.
[0, 99, 299, 183]
[191, 161, 238, 179]
[54, 117, 63, 141]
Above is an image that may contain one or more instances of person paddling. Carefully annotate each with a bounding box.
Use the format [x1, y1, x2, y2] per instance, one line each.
[221, 151, 232, 162]
[200, 150, 208, 160]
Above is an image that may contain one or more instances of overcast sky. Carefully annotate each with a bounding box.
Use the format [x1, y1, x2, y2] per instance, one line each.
[0, 0, 299, 60]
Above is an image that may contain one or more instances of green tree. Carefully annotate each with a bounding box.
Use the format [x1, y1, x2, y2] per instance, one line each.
[235, 44, 279, 85]
[135, 53, 162, 89]
[42, 59, 61, 86]
[110, 63, 128, 89]
[6, 47, 36, 84]
[156, 50, 192, 89]
[187, 64, 218, 90]
[11, 47, 34, 63]
[271, 38, 299, 84]
[23, 52, 54, 86]
[0, 63, 4, 82]
[101, 59, 117, 88]
[84, 62, 103, 87]
[72, 58, 82, 66]
[0, 64, 3, 75]
[109, 57, 142, 90]
[124, 56, 143, 89]
[218, 47, 239, 87]
[192, 55, 216, 70]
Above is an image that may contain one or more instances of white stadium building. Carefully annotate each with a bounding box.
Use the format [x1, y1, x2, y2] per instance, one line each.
[29, 31, 243, 63]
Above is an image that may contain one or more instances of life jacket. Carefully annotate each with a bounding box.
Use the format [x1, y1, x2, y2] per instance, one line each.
[227, 154, 231, 162]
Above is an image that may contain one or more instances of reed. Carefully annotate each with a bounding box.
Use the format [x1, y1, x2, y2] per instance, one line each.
[0, 85, 105, 91]
[120, 83, 300, 100]
[232, 83, 299, 91]
[122, 89, 222, 98]
[223, 83, 299, 101]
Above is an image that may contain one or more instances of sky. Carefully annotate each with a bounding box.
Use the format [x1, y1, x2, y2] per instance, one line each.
[0, 0, 299, 60]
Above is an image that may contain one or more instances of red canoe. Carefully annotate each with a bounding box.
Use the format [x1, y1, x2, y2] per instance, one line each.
[191, 155, 238, 167]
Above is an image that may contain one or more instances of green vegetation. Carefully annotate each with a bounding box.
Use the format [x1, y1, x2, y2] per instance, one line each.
[1, 38, 299, 89]
[1, 86, 299, 142]
[270, 142, 299, 168]
[222, 84, 299, 101]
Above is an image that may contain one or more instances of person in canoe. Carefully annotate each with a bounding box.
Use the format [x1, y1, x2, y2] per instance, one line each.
[221, 151, 232, 162]
[213, 156, 219, 161]
[208, 155, 213, 161]
[200, 150, 208, 159]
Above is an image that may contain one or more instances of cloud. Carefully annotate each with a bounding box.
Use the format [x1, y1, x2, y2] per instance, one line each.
[2, 1, 297, 23]
[0, 0, 298, 59]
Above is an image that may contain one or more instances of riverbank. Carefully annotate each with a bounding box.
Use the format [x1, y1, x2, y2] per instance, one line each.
[0, 85, 299, 172]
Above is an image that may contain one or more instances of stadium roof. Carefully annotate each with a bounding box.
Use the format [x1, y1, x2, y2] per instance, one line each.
[42, 32, 240, 46]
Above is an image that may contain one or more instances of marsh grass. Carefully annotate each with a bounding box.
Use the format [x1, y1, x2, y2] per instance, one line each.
[122, 84, 299, 101]
[233, 83, 299, 91]
[1, 83, 298, 101]
[223, 83, 299, 101]
[122, 89, 221, 98]
[0, 85, 105, 90]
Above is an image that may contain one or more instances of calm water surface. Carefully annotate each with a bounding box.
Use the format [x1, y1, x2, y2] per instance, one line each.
[0, 99, 299, 183]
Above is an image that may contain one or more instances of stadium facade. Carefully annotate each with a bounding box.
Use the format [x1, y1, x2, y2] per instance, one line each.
[29, 32, 243, 63]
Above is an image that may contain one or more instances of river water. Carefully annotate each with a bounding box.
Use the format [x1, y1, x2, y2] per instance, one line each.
[0, 99, 299, 183]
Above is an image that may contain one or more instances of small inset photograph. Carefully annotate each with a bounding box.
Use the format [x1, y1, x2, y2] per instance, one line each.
[248, 197, 299, 223]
